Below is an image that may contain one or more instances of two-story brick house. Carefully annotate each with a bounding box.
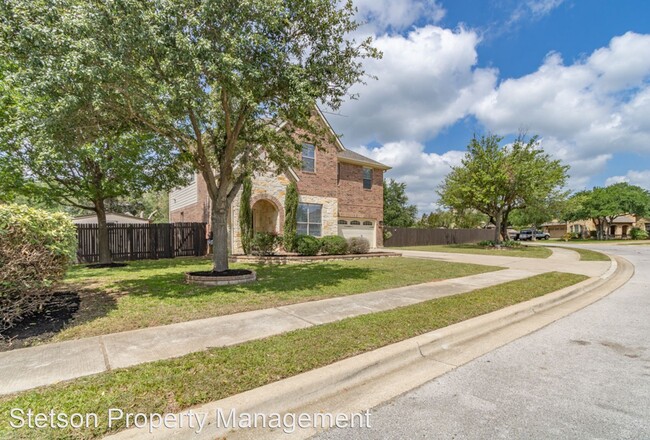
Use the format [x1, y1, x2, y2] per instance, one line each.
[169, 107, 390, 253]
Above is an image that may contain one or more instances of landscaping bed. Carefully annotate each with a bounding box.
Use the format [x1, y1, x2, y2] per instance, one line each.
[44, 256, 501, 342]
[0, 272, 587, 440]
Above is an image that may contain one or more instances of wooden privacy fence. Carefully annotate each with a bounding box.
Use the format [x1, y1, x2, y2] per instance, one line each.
[384, 227, 494, 247]
[76, 223, 207, 263]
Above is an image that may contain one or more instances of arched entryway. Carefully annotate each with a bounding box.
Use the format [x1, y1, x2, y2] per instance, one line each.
[252, 199, 279, 234]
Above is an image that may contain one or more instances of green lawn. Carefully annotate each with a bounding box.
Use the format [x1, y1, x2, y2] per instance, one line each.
[0, 271, 586, 440]
[397, 244, 552, 259]
[53, 257, 500, 341]
[550, 238, 650, 245]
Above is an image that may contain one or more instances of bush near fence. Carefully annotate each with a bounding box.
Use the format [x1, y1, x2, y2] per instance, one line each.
[76, 223, 207, 263]
[384, 227, 494, 247]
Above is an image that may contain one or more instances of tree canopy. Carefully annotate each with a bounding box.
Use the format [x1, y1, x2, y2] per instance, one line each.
[383, 179, 418, 227]
[439, 134, 569, 243]
[564, 183, 650, 239]
[1, 0, 380, 271]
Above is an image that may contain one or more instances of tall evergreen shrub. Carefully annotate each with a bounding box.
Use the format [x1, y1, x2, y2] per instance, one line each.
[239, 177, 253, 255]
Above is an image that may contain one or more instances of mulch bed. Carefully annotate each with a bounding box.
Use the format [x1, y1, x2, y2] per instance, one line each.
[187, 269, 253, 277]
[0, 292, 80, 351]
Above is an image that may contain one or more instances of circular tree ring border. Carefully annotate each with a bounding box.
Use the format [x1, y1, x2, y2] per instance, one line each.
[185, 270, 256, 286]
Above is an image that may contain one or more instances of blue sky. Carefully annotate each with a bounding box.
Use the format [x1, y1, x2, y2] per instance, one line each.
[326, 0, 650, 212]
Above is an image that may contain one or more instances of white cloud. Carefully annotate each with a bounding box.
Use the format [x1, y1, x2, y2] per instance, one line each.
[354, 0, 446, 34]
[473, 32, 650, 159]
[330, 21, 650, 203]
[605, 170, 650, 190]
[351, 142, 464, 212]
[508, 0, 565, 25]
[334, 25, 497, 147]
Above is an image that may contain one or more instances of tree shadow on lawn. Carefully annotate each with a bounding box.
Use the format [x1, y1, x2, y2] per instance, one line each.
[65, 257, 211, 281]
[109, 262, 375, 300]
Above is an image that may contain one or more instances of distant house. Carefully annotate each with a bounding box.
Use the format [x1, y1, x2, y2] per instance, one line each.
[168, 107, 391, 252]
[541, 216, 650, 239]
[72, 213, 151, 225]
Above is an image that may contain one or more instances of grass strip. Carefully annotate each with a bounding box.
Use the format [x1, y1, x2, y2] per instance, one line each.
[564, 247, 611, 261]
[0, 271, 587, 439]
[397, 244, 552, 259]
[54, 257, 500, 341]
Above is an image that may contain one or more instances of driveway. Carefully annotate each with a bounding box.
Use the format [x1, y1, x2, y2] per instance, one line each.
[314, 244, 650, 439]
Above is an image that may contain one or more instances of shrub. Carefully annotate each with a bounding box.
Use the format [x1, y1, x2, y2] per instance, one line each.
[562, 232, 573, 242]
[239, 177, 253, 255]
[502, 239, 521, 248]
[283, 182, 299, 252]
[347, 237, 370, 254]
[251, 232, 280, 256]
[0, 204, 77, 331]
[477, 240, 495, 247]
[295, 235, 321, 256]
[320, 235, 348, 255]
[630, 227, 649, 240]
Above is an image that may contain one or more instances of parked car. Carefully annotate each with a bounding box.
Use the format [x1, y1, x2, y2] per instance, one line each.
[507, 229, 520, 240]
[518, 229, 550, 240]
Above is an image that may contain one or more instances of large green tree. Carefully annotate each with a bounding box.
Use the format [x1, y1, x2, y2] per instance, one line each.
[1, 0, 379, 272]
[439, 135, 569, 244]
[383, 179, 418, 227]
[565, 183, 650, 239]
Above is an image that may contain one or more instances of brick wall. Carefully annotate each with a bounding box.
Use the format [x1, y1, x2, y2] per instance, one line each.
[337, 163, 385, 247]
[293, 122, 339, 199]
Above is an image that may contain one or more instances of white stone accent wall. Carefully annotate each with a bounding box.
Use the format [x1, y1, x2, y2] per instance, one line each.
[299, 194, 338, 237]
[231, 171, 292, 255]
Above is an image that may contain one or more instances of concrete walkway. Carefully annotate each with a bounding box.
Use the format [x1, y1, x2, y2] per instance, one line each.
[0, 247, 610, 396]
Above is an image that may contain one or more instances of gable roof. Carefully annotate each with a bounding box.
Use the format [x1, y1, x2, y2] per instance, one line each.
[337, 149, 391, 170]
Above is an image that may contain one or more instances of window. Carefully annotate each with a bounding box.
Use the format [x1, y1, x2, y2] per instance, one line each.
[297, 203, 322, 237]
[363, 221, 373, 226]
[337, 163, 341, 185]
[302, 144, 315, 172]
[363, 167, 372, 189]
[350, 220, 360, 225]
[338, 219, 348, 225]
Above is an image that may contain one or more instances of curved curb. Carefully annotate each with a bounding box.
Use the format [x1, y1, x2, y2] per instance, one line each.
[107, 255, 633, 440]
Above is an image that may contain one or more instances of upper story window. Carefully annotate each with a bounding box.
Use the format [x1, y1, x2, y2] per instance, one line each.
[363, 167, 372, 189]
[297, 203, 322, 237]
[302, 144, 315, 172]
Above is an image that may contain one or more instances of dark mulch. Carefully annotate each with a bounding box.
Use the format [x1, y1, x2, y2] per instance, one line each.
[188, 269, 253, 277]
[0, 292, 80, 351]
[86, 262, 128, 269]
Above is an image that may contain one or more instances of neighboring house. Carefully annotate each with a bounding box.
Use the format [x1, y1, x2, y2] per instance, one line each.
[72, 212, 151, 224]
[168, 108, 391, 253]
[542, 216, 650, 239]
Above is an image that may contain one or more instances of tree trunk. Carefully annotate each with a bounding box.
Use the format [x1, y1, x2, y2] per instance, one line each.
[211, 194, 230, 272]
[95, 199, 113, 265]
[500, 212, 510, 242]
[494, 211, 502, 244]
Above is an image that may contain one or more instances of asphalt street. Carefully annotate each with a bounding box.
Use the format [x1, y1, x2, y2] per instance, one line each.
[313, 245, 650, 440]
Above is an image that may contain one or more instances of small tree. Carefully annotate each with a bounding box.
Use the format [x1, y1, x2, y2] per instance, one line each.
[383, 179, 418, 227]
[239, 177, 253, 255]
[1, 134, 187, 265]
[439, 135, 568, 244]
[283, 182, 299, 252]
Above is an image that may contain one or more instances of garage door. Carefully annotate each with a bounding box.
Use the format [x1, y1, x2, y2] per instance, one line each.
[338, 219, 376, 248]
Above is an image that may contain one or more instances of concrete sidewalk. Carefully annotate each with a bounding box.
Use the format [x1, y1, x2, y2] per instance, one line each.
[0, 247, 610, 396]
